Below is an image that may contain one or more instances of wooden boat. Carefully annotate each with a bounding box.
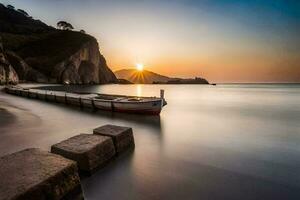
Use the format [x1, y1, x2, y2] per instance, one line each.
[92, 93, 165, 115]
[5, 86, 167, 115]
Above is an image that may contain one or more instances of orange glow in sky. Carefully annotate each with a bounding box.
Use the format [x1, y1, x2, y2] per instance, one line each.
[8, 0, 300, 83]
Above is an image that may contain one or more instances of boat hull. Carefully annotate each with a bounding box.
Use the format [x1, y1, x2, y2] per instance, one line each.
[93, 98, 163, 115]
[93, 99, 112, 110]
[114, 100, 163, 115]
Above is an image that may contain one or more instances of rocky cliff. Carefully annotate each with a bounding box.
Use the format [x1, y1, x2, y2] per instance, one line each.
[0, 3, 117, 84]
[50, 39, 116, 84]
[0, 39, 18, 84]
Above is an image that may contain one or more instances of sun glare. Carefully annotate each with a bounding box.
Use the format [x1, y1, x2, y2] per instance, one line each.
[136, 63, 144, 71]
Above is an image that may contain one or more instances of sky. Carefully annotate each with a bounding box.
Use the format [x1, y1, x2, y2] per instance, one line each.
[1, 0, 300, 83]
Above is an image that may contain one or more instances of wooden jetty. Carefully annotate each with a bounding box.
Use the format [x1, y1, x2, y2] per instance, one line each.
[5, 86, 166, 115]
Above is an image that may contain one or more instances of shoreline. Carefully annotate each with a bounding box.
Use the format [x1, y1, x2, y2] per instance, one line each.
[0, 88, 18, 128]
[0, 89, 41, 136]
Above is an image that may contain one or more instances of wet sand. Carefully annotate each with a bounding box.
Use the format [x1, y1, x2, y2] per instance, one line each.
[0, 87, 37, 128]
[0, 106, 16, 126]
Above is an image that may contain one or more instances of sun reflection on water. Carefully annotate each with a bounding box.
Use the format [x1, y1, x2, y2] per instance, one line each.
[136, 84, 142, 97]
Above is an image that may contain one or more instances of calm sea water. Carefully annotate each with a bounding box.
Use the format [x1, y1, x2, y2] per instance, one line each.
[1, 84, 300, 199]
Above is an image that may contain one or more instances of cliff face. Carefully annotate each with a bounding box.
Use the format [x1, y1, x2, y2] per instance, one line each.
[0, 3, 117, 84]
[0, 41, 18, 84]
[51, 40, 116, 84]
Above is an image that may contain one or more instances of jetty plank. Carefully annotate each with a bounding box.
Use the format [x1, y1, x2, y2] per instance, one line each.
[5, 87, 14, 94]
[0, 148, 83, 200]
[12, 88, 19, 95]
[46, 91, 56, 102]
[15, 88, 22, 96]
[36, 90, 46, 100]
[28, 90, 38, 98]
[66, 94, 81, 106]
[20, 89, 29, 97]
[51, 134, 116, 172]
[93, 124, 135, 154]
[81, 97, 94, 108]
[55, 92, 67, 104]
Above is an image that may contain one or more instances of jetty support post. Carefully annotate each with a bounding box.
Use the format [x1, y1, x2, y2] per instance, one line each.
[65, 93, 68, 105]
[160, 89, 164, 99]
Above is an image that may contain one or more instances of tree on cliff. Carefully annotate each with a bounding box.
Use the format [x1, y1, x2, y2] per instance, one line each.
[17, 9, 29, 17]
[57, 21, 74, 30]
[6, 5, 14, 9]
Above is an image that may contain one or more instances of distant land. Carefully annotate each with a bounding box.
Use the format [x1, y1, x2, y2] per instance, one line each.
[115, 69, 209, 84]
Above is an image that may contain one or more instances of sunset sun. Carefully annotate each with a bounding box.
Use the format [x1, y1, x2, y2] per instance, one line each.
[136, 63, 144, 71]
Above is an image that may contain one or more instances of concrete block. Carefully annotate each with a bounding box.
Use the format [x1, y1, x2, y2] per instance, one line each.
[51, 134, 115, 173]
[93, 124, 135, 154]
[0, 148, 83, 200]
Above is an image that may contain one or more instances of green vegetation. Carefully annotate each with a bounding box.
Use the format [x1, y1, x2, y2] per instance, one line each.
[0, 3, 116, 84]
[57, 21, 74, 30]
[0, 3, 96, 76]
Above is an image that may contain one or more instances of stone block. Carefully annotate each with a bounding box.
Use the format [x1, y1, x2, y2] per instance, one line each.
[51, 134, 115, 173]
[0, 148, 83, 200]
[93, 124, 135, 154]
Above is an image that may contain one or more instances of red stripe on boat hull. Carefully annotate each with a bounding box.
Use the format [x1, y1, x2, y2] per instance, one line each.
[114, 108, 161, 115]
